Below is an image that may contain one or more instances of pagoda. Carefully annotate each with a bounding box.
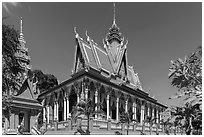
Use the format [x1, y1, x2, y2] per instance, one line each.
[3, 18, 42, 135]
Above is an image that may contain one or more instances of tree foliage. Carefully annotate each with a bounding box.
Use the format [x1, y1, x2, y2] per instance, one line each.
[30, 70, 58, 94]
[2, 22, 21, 110]
[167, 46, 202, 134]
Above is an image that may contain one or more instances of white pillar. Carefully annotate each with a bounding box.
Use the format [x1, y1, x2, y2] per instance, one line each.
[95, 90, 98, 119]
[85, 88, 88, 100]
[116, 97, 119, 121]
[43, 107, 46, 122]
[152, 107, 155, 120]
[107, 94, 110, 120]
[47, 106, 50, 123]
[140, 105, 144, 124]
[156, 109, 159, 123]
[125, 100, 128, 112]
[147, 106, 150, 117]
[77, 94, 80, 103]
[64, 98, 66, 121]
[135, 103, 137, 121]
[56, 102, 59, 121]
[66, 97, 69, 119]
[132, 103, 135, 120]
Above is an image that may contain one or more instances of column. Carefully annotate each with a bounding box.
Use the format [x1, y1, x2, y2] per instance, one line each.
[140, 105, 144, 124]
[116, 97, 119, 121]
[107, 94, 110, 120]
[43, 107, 46, 122]
[134, 103, 137, 121]
[64, 98, 66, 121]
[132, 102, 135, 120]
[77, 94, 80, 103]
[24, 112, 29, 132]
[47, 106, 50, 123]
[66, 97, 70, 119]
[125, 100, 128, 112]
[54, 102, 57, 121]
[152, 107, 155, 120]
[85, 88, 88, 100]
[156, 109, 159, 123]
[95, 90, 98, 119]
[10, 113, 15, 129]
[147, 105, 150, 117]
[15, 114, 19, 129]
[56, 101, 59, 121]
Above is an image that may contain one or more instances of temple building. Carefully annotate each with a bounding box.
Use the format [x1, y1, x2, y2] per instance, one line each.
[38, 7, 167, 134]
[2, 18, 42, 134]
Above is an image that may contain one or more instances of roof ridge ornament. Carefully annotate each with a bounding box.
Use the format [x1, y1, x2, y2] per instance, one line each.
[74, 27, 79, 38]
[85, 30, 90, 42]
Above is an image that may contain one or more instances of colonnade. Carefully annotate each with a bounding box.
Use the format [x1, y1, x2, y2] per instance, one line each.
[42, 78, 164, 125]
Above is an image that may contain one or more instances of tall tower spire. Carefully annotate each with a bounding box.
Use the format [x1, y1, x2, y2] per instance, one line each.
[113, 3, 116, 25]
[20, 17, 24, 40]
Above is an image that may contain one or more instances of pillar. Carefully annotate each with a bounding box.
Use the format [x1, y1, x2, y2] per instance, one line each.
[132, 102, 135, 120]
[134, 103, 137, 122]
[140, 105, 144, 124]
[64, 98, 66, 121]
[47, 106, 50, 123]
[156, 109, 159, 123]
[125, 100, 128, 112]
[107, 94, 110, 120]
[10, 113, 15, 130]
[85, 88, 88, 100]
[43, 107, 46, 122]
[77, 94, 80, 103]
[56, 102, 59, 121]
[24, 112, 29, 132]
[152, 107, 154, 120]
[116, 97, 119, 121]
[95, 90, 98, 119]
[147, 105, 150, 117]
[15, 114, 19, 129]
[66, 97, 69, 120]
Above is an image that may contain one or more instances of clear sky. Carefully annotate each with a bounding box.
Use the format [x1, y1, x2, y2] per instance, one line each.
[2, 2, 201, 106]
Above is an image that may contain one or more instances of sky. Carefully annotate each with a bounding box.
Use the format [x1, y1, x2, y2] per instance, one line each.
[2, 2, 202, 106]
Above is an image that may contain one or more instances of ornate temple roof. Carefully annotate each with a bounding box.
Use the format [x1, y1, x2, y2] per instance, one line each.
[73, 23, 143, 92]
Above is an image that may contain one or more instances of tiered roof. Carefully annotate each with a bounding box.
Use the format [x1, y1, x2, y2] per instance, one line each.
[72, 21, 143, 92]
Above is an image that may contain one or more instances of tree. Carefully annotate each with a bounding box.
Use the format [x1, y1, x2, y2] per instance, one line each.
[168, 46, 202, 135]
[30, 70, 58, 94]
[72, 98, 104, 135]
[2, 21, 21, 114]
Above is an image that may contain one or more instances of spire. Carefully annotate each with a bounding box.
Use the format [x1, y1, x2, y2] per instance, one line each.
[105, 3, 124, 44]
[20, 17, 24, 40]
[113, 3, 116, 25]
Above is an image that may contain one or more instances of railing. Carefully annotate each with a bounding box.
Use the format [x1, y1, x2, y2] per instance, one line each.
[44, 118, 164, 134]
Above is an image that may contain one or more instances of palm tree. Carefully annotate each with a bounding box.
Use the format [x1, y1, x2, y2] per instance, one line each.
[72, 98, 104, 135]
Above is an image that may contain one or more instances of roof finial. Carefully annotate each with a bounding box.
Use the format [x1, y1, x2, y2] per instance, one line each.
[19, 17, 25, 40]
[113, 3, 116, 25]
[20, 17, 23, 34]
